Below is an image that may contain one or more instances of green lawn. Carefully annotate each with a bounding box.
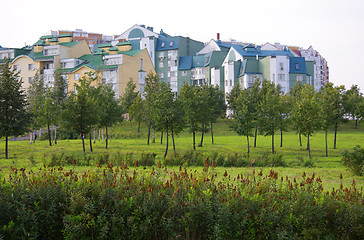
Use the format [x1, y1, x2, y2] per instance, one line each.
[1, 119, 363, 191]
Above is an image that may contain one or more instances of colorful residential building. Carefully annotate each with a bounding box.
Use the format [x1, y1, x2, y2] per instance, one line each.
[61, 41, 155, 98]
[1, 34, 91, 91]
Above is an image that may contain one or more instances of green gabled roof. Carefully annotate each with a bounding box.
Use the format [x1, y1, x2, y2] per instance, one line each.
[109, 47, 119, 51]
[26, 51, 54, 61]
[119, 49, 143, 56]
[98, 43, 113, 48]
[58, 33, 73, 38]
[40, 35, 53, 40]
[49, 38, 58, 43]
[116, 41, 131, 46]
[34, 39, 46, 46]
[59, 41, 79, 47]
[94, 49, 105, 55]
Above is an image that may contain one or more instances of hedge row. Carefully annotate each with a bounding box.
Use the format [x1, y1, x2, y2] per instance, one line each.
[0, 165, 363, 239]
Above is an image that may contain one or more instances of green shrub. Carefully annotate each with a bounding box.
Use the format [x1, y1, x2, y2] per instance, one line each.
[138, 152, 156, 166]
[342, 145, 364, 176]
[0, 166, 362, 239]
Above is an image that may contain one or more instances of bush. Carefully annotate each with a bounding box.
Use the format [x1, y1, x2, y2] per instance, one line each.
[0, 166, 362, 239]
[342, 145, 364, 176]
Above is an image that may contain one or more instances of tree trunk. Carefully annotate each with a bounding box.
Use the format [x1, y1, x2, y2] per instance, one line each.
[47, 124, 52, 146]
[5, 136, 8, 159]
[98, 129, 100, 141]
[109, 127, 111, 143]
[54, 127, 57, 145]
[355, 118, 358, 129]
[199, 125, 204, 147]
[280, 122, 283, 147]
[211, 122, 214, 144]
[299, 132, 302, 147]
[106, 126, 108, 149]
[308, 134, 311, 159]
[246, 124, 250, 155]
[138, 121, 140, 133]
[325, 129, 328, 157]
[164, 124, 169, 159]
[271, 131, 275, 154]
[29, 132, 32, 144]
[102, 128, 104, 142]
[152, 130, 155, 143]
[193, 131, 196, 150]
[172, 129, 176, 154]
[93, 128, 96, 144]
[161, 132, 163, 144]
[334, 121, 338, 149]
[254, 125, 258, 147]
[82, 134, 85, 152]
[89, 126, 93, 152]
[147, 119, 151, 145]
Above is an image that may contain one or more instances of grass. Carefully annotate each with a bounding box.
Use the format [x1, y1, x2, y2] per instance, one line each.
[0, 119, 363, 191]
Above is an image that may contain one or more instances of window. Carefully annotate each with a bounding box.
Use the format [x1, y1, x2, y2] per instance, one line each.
[13, 65, 18, 71]
[159, 61, 164, 68]
[159, 72, 164, 79]
[74, 73, 80, 81]
[272, 74, 275, 81]
[28, 77, 34, 84]
[279, 62, 284, 71]
[170, 41, 173, 47]
[28, 64, 35, 71]
[296, 75, 303, 82]
[181, 71, 187, 76]
[278, 74, 285, 81]
[44, 48, 58, 56]
[161, 42, 165, 48]
[295, 63, 300, 70]
[140, 59, 143, 71]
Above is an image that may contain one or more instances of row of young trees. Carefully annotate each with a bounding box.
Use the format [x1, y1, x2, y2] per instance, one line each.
[0, 59, 123, 158]
[1, 56, 363, 159]
[228, 79, 364, 158]
[126, 73, 226, 158]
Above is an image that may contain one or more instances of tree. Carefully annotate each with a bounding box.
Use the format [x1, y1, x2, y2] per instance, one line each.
[150, 82, 176, 158]
[120, 79, 138, 119]
[278, 93, 290, 148]
[97, 83, 124, 149]
[143, 73, 160, 145]
[230, 87, 256, 154]
[205, 85, 226, 144]
[319, 83, 345, 156]
[27, 70, 45, 143]
[289, 82, 304, 146]
[61, 72, 99, 152]
[52, 69, 68, 144]
[258, 80, 282, 154]
[129, 93, 146, 133]
[343, 85, 363, 129]
[0, 59, 30, 159]
[179, 84, 205, 150]
[290, 84, 322, 159]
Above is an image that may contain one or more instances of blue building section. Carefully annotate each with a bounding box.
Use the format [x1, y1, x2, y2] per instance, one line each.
[289, 57, 307, 74]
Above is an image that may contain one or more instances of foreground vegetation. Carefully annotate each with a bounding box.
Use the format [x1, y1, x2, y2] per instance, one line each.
[0, 164, 362, 239]
[1, 120, 363, 189]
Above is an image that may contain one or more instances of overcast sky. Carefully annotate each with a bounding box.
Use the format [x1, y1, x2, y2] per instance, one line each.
[1, 0, 363, 91]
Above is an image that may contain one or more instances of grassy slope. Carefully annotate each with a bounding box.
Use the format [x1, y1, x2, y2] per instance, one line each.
[1, 119, 363, 191]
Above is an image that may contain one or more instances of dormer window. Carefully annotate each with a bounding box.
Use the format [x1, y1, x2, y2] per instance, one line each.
[161, 42, 165, 48]
[295, 63, 300, 70]
[170, 41, 173, 47]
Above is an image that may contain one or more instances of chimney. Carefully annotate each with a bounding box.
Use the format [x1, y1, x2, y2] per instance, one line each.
[217, 33, 220, 41]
